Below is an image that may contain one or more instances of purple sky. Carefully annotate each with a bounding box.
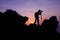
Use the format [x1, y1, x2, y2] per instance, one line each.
[0, 0, 60, 33]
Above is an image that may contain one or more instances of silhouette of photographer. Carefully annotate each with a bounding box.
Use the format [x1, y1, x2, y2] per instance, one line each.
[34, 10, 43, 26]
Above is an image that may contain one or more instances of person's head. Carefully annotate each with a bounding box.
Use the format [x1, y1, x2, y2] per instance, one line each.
[38, 10, 43, 15]
[38, 10, 43, 12]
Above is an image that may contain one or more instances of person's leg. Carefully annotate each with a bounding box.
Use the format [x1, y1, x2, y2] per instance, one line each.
[34, 18, 36, 24]
[37, 17, 39, 26]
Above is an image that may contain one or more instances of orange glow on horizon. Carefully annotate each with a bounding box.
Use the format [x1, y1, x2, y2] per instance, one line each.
[30, 22, 34, 24]
[25, 17, 35, 25]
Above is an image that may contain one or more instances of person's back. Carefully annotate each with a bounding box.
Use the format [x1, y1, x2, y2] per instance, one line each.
[35, 11, 39, 19]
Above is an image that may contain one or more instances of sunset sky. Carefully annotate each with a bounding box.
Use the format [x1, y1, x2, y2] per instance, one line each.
[0, 0, 60, 33]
